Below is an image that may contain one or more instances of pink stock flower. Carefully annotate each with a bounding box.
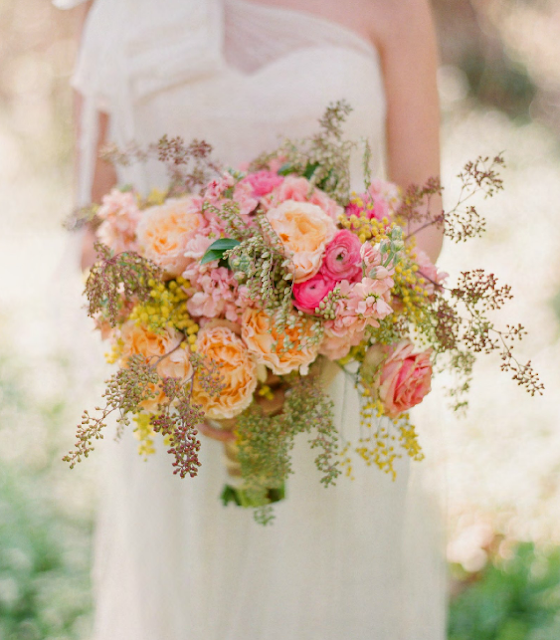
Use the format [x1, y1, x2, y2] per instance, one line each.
[203, 173, 235, 202]
[242, 170, 284, 197]
[321, 230, 362, 282]
[347, 278, 393, 325]
[368, 341, 433, 418]
[293, 272, 337, 314]
[360, 241, 393, 280]
[96, 188, 141, 254]
[186, 266, 244, 323]
[413, 248, 448, 296]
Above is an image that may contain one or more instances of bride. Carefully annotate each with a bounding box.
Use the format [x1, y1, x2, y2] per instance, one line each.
[58, 0, 446, 638]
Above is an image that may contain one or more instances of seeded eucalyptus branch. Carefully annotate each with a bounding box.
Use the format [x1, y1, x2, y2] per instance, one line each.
[85, 243, 163, 327]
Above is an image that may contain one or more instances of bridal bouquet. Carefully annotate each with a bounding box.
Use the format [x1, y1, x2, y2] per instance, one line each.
[65, 103, 542, 523]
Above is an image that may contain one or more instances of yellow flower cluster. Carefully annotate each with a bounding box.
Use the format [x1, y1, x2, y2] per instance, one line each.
[257, 384, 275, 401]
[105, 339, 123, 365]
[133, 413, 172, 458]
[133, 413, 157, 458]
[339, 211, 393, 245]
[339, 210, 429, 324]
[392, 245, 430, 323]
[141, 187, 168, 208]
[128, 277, 200, 347]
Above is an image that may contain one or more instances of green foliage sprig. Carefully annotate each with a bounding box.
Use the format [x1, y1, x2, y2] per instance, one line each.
[85, 243, 163, 327]
[234, 373, 340, 524]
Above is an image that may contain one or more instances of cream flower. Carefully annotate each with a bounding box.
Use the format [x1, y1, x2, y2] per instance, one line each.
[137, 197, 206, 277]
[119, 321, 192, 411]
[265, 199, 337, 283]
[241, 308, 319, 376]
[193, 323, 258, 420]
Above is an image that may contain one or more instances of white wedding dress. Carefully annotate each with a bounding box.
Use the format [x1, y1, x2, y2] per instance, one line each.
[57, 1, 447, 637]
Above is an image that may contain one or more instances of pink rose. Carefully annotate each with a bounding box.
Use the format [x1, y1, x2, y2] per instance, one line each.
[321, 230, 362, 282]
[370, 341, 433, 418]
[242, 171, 284, 197]
[293, 272, 337, 314]
[262, 176, 343, 221]
[232, 180, 259, 216]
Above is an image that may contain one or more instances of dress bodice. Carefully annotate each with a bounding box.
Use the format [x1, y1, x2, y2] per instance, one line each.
[69, 0, 386, 200]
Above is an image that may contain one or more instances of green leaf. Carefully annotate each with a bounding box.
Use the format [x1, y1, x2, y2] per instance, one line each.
[206, 238, 241, 252]
[278, 163, 294, 176]
[200, 238, 241, 265]
[303, 162, 320, 180]
[200, 250, 222, 265]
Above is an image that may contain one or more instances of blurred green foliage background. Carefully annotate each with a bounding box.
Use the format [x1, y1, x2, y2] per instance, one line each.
[0, 0, 559, 638]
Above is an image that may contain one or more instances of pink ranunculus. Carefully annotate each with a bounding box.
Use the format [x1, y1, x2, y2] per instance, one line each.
[293, 272, 337, 314]
[242, 170, 285, 198]
[321, 230, 362, 282]
[371, 341, 433, 418]
[414, 248, 449, 296]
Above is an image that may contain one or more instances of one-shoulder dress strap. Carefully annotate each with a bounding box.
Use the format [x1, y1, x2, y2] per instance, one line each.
[54, 0, 225, 204]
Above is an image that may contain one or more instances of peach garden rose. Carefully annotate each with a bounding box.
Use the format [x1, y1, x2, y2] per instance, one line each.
[193, 323, 257, 420]
[265, 199, 337, 283]
[137, 197, 206, 278]
[241, 308, 319, 376]
[119, 321, 193, 411]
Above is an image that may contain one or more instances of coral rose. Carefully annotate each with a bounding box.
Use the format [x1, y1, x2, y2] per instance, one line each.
[137, 197, 206, 277]
[119, 322, 193, 411]
[266, 199, 337, 283]
[293, 272, 336, 314]
[241, 308, 319, 375]
[193, 324, 257, 420]
[321, 230, 362, 282]
[369, 341, 433, 419]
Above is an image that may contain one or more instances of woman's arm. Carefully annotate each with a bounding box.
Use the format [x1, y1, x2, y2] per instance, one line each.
[73, 1, 117, 269]
[370, 0, 443, 263]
